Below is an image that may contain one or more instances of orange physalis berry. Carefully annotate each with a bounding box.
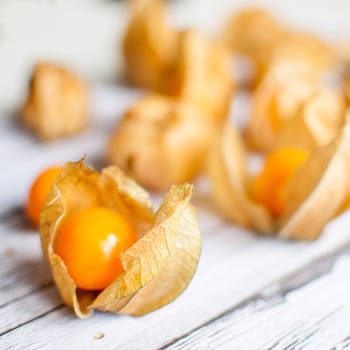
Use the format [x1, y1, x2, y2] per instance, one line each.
[252, 148, 309, 217]
[27, 166, 61, 226]
[55, 206, 137, 291]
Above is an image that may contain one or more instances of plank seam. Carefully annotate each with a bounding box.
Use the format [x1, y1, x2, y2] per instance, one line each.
[0, 305, 64, 337]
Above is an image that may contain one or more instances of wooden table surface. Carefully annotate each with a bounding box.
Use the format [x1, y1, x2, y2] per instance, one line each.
[1, 84, 350, 350]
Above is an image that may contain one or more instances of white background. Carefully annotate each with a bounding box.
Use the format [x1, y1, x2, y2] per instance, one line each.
[1, 0, 350, 110]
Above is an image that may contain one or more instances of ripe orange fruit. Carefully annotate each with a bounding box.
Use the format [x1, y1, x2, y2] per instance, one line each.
[27, 166, 61, 226]
[252, 148, 308, 217]
[55, 206, 137, 291]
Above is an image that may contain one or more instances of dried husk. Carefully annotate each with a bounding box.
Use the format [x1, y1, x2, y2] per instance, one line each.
[246, 65, 344, 152]
[107, 94, 214, 191]
[222, 7, 284, 64]
[273, 89, 345, 150]
[344, 73, 350, 105]
[270, 31, 336, 76]
[164, 29, 233, 124]
[123, 1, 233, 123]
[336, 40, 350, 64]
[20, 62, 88, 141]
[123, 0, 178, 90]
[222, 7, 285, 86]
[207, 123, 274, 234]
[254, 31, 335, 84]
[40, 160, 201, 317]
[278, 118, 350, 240]
[222, 9, 335, 86]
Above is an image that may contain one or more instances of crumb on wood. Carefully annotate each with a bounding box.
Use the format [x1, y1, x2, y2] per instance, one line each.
[94, 332, 104, 340]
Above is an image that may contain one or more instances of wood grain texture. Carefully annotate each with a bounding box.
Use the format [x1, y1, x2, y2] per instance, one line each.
[167, 256, 350, 350]
[1, 85, 350, 349]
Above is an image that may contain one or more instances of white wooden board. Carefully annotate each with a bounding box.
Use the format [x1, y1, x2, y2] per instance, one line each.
[1, 85, 350, 349]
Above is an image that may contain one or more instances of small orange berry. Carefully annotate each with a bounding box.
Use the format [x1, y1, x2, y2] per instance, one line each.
[252, 148, 308, 217]
[27, 166, 61, 226]
[55, 206, 137, 291]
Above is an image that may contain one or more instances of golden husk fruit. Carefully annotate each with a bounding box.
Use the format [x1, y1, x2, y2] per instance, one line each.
[245, 65, 345, 152]
[20, 62, 89, 141]
[40, 160, 201, 318]
[107, 94, 214, 191]
[123, 0, 178, 91]
[278, 117, 350, 240]
[208, 118, 350, 240]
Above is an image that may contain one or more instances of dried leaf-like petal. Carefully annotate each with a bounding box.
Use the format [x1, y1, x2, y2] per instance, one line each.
[165, 30, 233, 124]
[279, 118, 350, 240]
[107, 94, 214, 190]
[123, 0, 178, 90]
[20, 62, 88, 140]
[207, 123, 274, 234]
[246, 65, 317, 151]
[40, 160, 201, 317]
[91, 184, 201, 315]
[246, 65, 344, 152]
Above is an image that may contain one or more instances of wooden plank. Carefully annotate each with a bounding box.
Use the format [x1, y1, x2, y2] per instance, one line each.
[0, 225, 53, 307]
[167, 256, 350, 350]
[0, 286, 62, 335]
[1, 212, 350, 349]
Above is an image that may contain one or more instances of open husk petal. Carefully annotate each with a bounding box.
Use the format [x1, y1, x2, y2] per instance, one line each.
[40, 160, 201, 317]
[91, 184, 201, 315]
[245, 65, 317, 151]
[207, 123, 274, 234]
[107, 94, 214, 191]
[274, 88, 345, 150]
[278, 118, 350, 240]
